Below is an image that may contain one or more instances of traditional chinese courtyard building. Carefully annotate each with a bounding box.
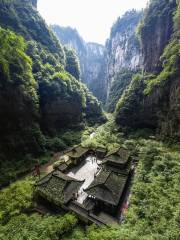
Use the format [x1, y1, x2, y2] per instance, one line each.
[35, 145, 133, 225]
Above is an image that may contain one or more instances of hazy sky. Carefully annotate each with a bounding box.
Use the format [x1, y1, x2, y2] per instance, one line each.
[38, 0, 148, 44]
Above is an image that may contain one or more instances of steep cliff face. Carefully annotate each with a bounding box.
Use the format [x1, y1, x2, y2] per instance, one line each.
[32, 0, 37, 8]
[139, 0, 177, 73]
[52, 25, 107, 103]
[115, 0, 180, 139]
[106, 10, 142, 97]
[84, 43, 107, 103]
[105, 10, 142, 110]
[52, 11, 142, 105]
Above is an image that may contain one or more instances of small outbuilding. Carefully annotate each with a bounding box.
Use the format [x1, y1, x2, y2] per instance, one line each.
[94, 147, 107, 159]
[64, 145, 89, 165]
[102, 147, 131, 170]
[53, 145, 90, 171]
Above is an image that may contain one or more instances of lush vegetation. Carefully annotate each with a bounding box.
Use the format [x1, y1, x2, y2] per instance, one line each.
[82, 116, 125, 151]
[143, 0, 180, 94]
[0, 27, 43, 161]
[0, 214, 78, 240]
[0, 1, 179, 239]
[107, 71, 136, 112]
[115, 73, 158, 130]
[64, 46, 81, 80]
[110, 10, 143, 39]
[1, 120, 179, 240]
[0, 0, 65, 62]
[0, 177, 79, 240]
[0, 0, 105, 187]
[72, 121, 180, 239]
[0, 178, 34, 225]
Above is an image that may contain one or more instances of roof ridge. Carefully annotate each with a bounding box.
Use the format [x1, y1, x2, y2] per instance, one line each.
[35, 172, 53, 186]
[53, 170, 84, 183]
[104, 171, 111, 184]
[104, 172, 123, 205]
[104, 172, 115, 194]
[85, 182, 103, 191]
[85, 171, 111, 191]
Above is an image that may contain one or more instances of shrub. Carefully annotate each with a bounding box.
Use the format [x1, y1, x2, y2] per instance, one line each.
[0, 178, 34, 224]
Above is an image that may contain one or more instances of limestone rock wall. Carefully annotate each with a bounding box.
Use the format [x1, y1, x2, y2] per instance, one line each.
[106, 10, 142, 98]
[140, 0, 176, 73]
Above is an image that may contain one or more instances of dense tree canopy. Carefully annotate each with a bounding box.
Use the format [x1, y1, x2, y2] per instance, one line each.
[64, 47, 81, 80]
[0, 0, 105, 188]
[0, 28, 43, 160]
[0, 0, 65, 65]
[107, 71, 135, 112]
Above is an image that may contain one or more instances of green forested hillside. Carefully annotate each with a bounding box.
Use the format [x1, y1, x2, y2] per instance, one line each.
[0, 0, 64, 61]
[64, 46, 81, 80]
[107, 71, 136, 112]
[0, 0, 105, 187]
[0, 28, 43, 161]
[0, 121, 179, 239]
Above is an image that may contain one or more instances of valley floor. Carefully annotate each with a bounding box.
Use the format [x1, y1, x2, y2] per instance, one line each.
[0, 119, 179, 240]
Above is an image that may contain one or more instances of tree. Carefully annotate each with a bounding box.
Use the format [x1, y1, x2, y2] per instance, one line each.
[64, 47, 81, 80]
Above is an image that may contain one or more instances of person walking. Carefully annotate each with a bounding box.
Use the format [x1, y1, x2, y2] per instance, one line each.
[34, 161, 40, 178]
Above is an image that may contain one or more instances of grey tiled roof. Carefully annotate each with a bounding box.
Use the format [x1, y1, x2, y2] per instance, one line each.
[85, 169, 128, 206]
[65, 146, 89, 158]
[102, 147, 131, 165]
[57, 163, 69, 172]
[35, 170, 84, 205]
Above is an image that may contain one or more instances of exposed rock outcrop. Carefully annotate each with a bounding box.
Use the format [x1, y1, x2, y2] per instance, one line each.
[52, 11, 142, 104]
[139, 0, 176, 73]
[84, 42, 107, 103]
[106, 10, 142, 97]
[115, 0, 180, 139]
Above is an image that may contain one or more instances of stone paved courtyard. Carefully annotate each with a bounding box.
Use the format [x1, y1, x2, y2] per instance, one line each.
[67, 156, 101, 204]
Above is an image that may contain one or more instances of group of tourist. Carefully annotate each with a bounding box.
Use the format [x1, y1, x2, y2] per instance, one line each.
[91, 156, 97, 163]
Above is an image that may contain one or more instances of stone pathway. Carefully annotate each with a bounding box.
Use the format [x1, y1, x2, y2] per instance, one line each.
[40, 163, 53, 174]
